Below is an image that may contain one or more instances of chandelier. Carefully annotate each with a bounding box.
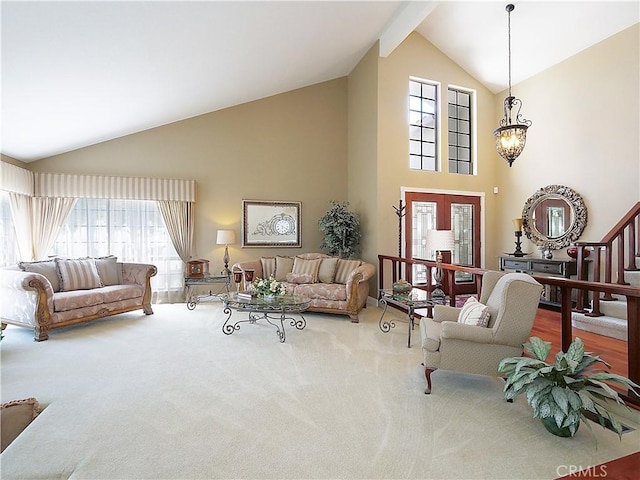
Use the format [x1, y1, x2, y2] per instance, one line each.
[494, 4, 532, 167]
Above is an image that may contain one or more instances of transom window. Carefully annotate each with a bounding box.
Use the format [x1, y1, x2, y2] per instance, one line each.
[409, 78, 439, 171]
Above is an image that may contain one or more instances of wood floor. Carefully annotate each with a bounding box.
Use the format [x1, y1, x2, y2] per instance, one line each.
[530, 307, 628, 377]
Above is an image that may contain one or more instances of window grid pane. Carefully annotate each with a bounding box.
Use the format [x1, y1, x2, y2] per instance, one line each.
[448, 88, 473, 175]
[409, 79, 438, 171]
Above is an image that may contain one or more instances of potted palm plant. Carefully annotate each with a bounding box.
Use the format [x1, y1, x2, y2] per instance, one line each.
[498, 336, 638, 438]
[318, 201, 361, 258]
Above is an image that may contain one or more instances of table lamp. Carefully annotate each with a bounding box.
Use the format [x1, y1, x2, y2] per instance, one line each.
[512, 218, 524, 257]
[425, 229, 454, 300]
[216, 229, 236, 276]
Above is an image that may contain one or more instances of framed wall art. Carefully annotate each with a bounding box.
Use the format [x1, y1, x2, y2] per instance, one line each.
[242, 200, 301, 247]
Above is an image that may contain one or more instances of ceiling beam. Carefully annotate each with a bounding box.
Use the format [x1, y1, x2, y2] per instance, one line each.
[379, 1, 439, 57]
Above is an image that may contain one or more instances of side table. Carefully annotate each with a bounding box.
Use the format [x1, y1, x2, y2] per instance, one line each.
[185, 275, 230, 310]
[378, 288, 444, 348]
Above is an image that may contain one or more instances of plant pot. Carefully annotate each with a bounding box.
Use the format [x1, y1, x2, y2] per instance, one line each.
[541, 416, 578, 437]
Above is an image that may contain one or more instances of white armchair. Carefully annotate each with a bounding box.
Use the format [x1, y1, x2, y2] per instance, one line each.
[419, 271, 543, 394]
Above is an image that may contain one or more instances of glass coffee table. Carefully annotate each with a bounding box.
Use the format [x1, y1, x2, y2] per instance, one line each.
[221, 293, 311, 343]
[379, 288, 445, 348]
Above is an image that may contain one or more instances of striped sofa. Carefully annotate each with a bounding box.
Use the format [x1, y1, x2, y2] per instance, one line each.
[232, 253, 375, 322]
[0, 257, 156, 341]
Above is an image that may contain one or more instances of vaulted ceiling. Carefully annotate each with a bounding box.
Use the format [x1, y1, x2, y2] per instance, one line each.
[2, 1, 638, 162]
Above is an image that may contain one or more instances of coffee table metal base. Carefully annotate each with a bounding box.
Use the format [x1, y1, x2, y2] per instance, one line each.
[222, 308, 306, 343]
[221, 293, 310, 343]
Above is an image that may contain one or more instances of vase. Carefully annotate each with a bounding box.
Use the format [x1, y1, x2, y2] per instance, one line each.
[262, 294, 276, 302]
[541, 416, 578, 437]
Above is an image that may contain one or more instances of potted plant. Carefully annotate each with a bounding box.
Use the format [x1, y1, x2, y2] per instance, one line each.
[498, 336, 638, 438]
[318, 201, 361, 258]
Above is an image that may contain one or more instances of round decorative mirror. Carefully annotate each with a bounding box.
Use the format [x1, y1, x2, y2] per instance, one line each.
[522, 185, 587, 250]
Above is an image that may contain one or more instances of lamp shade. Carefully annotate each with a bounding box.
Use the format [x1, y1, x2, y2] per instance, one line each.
[216, 229, 236, 245]
[425, 230, 454, 256]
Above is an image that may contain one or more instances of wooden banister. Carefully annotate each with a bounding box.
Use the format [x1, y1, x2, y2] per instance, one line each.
[378, 254, 640, 407]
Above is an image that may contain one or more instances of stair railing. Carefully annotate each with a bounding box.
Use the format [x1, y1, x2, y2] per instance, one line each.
[573, 201, 640, 314]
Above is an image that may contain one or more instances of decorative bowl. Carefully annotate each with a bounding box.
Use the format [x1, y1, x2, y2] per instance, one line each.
[566, 246, 591, 259]
[393, 279, 412, 294]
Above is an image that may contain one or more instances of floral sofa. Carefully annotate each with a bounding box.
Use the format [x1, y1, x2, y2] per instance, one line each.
[232, 253, 375, 322]
[0, 257, 157, 341]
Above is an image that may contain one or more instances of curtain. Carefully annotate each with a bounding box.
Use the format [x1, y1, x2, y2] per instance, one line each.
[157, 200, 195, 302]
[8, 192, 33, 261]
[32, 197, 77, 260]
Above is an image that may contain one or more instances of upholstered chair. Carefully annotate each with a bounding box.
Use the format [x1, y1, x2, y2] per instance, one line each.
[419, 271, 543, 394]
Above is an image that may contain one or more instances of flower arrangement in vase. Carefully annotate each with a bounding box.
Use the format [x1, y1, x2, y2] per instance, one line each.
[251, 276, 287, 299]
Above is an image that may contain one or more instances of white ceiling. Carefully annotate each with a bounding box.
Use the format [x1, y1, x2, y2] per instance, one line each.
[2, 1, 638, 163]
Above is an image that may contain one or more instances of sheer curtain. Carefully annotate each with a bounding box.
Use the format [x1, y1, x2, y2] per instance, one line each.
[50, 199, 184, 303]
[8, 192, 32, 261]
[32, 197, 77, 260]
[157, 200, 195, 301]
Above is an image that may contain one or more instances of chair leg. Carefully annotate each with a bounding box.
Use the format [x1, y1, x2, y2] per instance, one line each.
[424, 367, 436, 394]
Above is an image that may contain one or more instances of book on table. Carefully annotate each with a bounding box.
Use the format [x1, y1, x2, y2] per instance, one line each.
[237, 291, 254, 299]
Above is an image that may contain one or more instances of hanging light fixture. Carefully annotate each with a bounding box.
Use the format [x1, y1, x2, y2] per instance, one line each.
[494, 3, 532, 167]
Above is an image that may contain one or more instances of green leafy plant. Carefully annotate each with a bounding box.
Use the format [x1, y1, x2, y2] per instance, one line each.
[498, 336, 638, 438]
[318, 201, 361, 258]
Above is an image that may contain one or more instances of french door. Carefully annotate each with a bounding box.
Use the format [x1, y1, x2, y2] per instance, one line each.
[404, 191, 481, 291]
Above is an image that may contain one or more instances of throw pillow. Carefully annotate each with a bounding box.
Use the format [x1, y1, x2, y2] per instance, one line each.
[292, 256, 321, 283]
[274, 256, 294, 281]
[457, 297, 491, 327]
[18, 260, 61, 292]
[334, 259, 362, 284]
[55, 258, 102, 291]
[92, 255, 119, 286]
[260, 257, 276, 279]
[318, 257, 339, 283]
[1, 398, 40, 453]
[285, 272, 313, 284]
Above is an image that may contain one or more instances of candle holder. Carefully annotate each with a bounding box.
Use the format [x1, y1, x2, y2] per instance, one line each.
[233, 270, 243, 293]
[513, 230, 524, 257]
[243, 269, 255, 290]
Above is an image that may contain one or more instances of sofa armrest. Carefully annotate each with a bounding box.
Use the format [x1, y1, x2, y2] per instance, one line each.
[432, 305, 461, 323]
[120, 263, 157, 315]
[345, 263, 376, 312]
[0, 270, 53, 329]
[440, 321, 495, 344]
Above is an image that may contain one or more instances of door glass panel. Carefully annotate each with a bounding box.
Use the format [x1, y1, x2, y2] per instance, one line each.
[451, 203, 473, 282]
[411, 201, 436, 284]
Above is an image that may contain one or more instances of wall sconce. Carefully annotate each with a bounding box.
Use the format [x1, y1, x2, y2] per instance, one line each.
[512, 218, 525, 257]
[425, 229, 454, 301]
[216, 229, 236, 276]
[494, 4, 532, 167]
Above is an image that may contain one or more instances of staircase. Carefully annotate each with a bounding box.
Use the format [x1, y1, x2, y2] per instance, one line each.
[571, 202, 640, 340]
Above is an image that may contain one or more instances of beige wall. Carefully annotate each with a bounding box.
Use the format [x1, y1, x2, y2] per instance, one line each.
[1, 154, 27, 168]
[347, 43, 379, 266]
[375, 32, 500, 268]
[29, 79, 349, 274]
[495, 24, 640, 259]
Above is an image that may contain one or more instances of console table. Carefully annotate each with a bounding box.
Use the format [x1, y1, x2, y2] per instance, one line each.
[498, 255, 586, 308]
[185, 274, 230, 310]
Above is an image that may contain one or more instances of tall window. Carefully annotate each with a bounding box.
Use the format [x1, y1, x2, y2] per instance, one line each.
[409, 78, 439, 171]
[448, 87, 474, 174]
[0, 191, 19, 266]
[50, 198, 183, 300]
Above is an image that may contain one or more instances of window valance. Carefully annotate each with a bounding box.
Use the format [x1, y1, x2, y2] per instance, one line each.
[0, 161, 34, 196]
[34, 173, 196, 202]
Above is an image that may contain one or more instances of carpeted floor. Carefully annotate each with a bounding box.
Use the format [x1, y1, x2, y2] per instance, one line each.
[1, 302, 638, 479]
